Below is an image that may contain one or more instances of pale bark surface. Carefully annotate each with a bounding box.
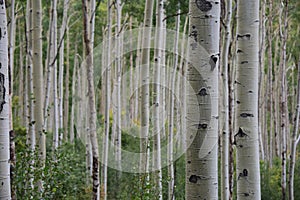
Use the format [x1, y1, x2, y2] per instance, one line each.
[186, 0, 220, 199]
[221, 0, 232, 199]
[82, 0, 100, 199]
[288, 61, 300, 200]
[153, 0, 164, 198]
[32, 0, 46, 162]
[0, 0, 11, 198]
[101, 0, 112, 199]
[235, 0, 261, 199]
[140, 0, 154, 173]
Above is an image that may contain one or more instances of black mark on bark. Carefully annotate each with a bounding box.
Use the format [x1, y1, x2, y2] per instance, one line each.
[190, 26, 198, 42]
[198, 123, 208, 129]
[198, 87, 208, 96]
[237, 34, 251, 40]
[0, 27, 2, 40]
[195, 0, 212, 12]
[0, 0, 3, 5]
[243, 169, 248, 177]
[241, 61, 248, 64]
[240, 113, 254, 118]
[189, 175, 201, 183]
[236, 101, 241, 104]
[238, 169, 249, 180]
[234, 127, 248, 146]
[209, 55, 218, 71]
[235, 127, 248, 138]
[0, 73, 5, 113]
[237, 49, 243, 53]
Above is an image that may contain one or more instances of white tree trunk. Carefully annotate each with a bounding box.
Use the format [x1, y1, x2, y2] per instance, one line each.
[288, 61, 300, 200]
[167, 6, 180, 199]
[50, 0, 59, 150]
[59, 0, 70, 142]
[152, 0, 164, 198]
[101, 0, 112, 198]
[0, 0, 11, 198]
[221, 0, 232, 199]
[235, 0, 261, 199]
[82, 0, 100, 198]
[280, 1, 288, 199]
[32, 0, 46, 163]
[140, 0, 154, 174]
[25, 0, 35, 151]
[115, 0, 123, 174]
[186, 0, 220, 199]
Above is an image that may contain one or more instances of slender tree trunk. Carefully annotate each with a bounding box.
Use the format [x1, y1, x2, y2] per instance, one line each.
[186, 0, 220, 199]
[280, 1, 289, 199]
[32, 0, 46, 172]
[70, 44, 77, 143]
[0, 1, 12, 198]
[153, 0, 164, 198]
[140, 0, 154, 174]
[235, 0, 261, 198]
[50, 0, 59, 150]
[221, 0, 232, 199]
[288, 61, 300, 200]
[82, 1, 100, 199]
[101, 0, 112, 199]
[167, 6, 180, 199]
[258, 0, 266, 161]
[115, 0, 123, 175]
[8, 0, 15, 132]
[267, 0, 274, 167]
[59, 0, 70, 142]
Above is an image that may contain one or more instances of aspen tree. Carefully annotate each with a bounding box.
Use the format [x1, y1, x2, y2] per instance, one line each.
[101, 0, 112, 198]
[186, 0, 220, 199]
[221, 0, 232, 199]
[32, 0, 46, 165]
[59, 0, 70, 141]
[167, 5, 180, 199]
[235, 0, 261, 198]
[153, 0, 164, 198]
[280, 0, 289, 198]
[140, 0, 154, 174]
[82, 0, 100, 198]
[0, 0, 12, 198]
[288, 61, 300, 200]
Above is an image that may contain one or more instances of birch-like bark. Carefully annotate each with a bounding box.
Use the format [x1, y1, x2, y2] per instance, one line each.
[25, 0, 35, 151]
[186, 0, 220, 199]
[59, 0, 70, 142]
[235, 0, 261, 198]
[32, 0, 46, 164]
[288, 61, 300, 200]
[221, 0, 232, 199]
[152, 0, 164, 198]
[50, 0, 59, 150]
[167, 6, 180, 199]
[82, 0, 100, 199]
[115, 0, 123, 175]
[140, 0, 154, 174]
[280, 1, 289, 199]
[70, 44, 78, 144]
[258, 0, 266, 161]
[101, 0, 112, 198]
[0, 1, 11, 198]
[8, 0, 15, 131]
[267, 0, 273, 167]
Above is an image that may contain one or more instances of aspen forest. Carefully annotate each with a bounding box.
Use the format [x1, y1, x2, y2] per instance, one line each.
[1, 0, 300, 199]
